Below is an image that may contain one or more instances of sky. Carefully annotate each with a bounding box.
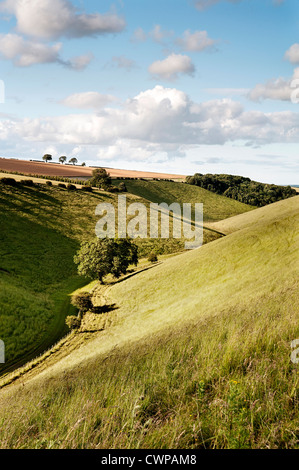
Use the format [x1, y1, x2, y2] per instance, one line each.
[0, 0, 298, 184]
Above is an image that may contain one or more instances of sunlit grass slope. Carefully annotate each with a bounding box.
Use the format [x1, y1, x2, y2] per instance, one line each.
[0, 197, 297, 449]
[0, 179, 241, 373]
[113, 179, 253, 222]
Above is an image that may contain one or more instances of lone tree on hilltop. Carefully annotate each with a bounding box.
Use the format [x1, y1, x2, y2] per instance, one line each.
[74, 238, 138, 284]
[90, 168, 112, 190]
[59, 156, 67, 164]
[43, 154, 52, 163]
[69, 157, 78, 165]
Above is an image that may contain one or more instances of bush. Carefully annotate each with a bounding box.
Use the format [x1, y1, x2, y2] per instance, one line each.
[20, 179, 34, 186]
[46, 181, 53, 186]
[0, 177, 17, 186]
[65, 316, 81, 330]
[71, 292, 93, 315]
[148, 253, 158, 263]
[67, 183, 76, 191]
[58, 183, 66, 189]
[81, 186, 92, 192]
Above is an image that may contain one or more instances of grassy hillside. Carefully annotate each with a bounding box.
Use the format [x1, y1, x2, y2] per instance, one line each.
[0, 196, 297, 448]
[0, 178, 246, 373]
[113, 179, 253, 222]
[0, 183, 144, 373]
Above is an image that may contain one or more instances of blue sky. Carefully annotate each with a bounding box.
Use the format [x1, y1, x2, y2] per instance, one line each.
[0, 0, 298, 184]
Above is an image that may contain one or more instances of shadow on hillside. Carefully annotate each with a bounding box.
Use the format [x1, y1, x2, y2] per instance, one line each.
[91, 303, 118, 315]
[110, 264, 160, 286]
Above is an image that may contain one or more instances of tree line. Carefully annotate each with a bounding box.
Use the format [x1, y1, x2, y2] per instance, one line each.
[185, 173, 297, 207]
[42, 154, 85, 166]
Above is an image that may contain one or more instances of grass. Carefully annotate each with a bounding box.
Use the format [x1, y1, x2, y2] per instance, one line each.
[0, 178, 249, 373]
[0, 196, 297, 448]
[113, 179, 253, 222]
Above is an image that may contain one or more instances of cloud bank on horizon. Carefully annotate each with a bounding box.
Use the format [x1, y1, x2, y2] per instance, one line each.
[0, 0, 298, 184]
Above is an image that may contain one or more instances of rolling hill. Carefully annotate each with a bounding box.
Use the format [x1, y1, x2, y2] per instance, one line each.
[0, 195, 297, 449]
[0, 178, 252, 374]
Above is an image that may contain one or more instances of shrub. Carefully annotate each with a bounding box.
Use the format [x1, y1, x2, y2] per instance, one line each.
[81, 186, 92, 192]
[20, 179, 34, 186]
[58, 183, 66, 189]
[67, 183, 76, 191]
[46, 181, 53, 186]
[148, 253, 158, 263]
[71, 292, 93, 316]
[65, 316, 81, 330]
[0, 177, 17, 186]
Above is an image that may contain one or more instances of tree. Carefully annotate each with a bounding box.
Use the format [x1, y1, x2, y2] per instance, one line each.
[74, 238, 138, 284]
[71, 292, 93, 320]
[59, 156, 67, 164]
[69, 157, 78, 165]
[90, 168, 112, 190]
[43, 154, 52, 163]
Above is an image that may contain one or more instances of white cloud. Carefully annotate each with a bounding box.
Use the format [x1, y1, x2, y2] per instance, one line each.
[61, 92, 117, 110]
[0, 33, 92, 69]
[148, 54, 195, 81]
[0, 33, 62, 66]
[285, 44, 299, 64]
[2, 86, 299, 157]
[248, 68, 299, 102]
[0, 0, 126, 40]
[176, 30, 217, 52]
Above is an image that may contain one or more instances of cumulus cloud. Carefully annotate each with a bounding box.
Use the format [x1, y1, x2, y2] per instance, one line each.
[0, 33, 92, 69]
[248, 68, 299, 102]
[61, 92, 117, 110]
[176, 30, 217, 52]
[285, 44, 299, 64]
[148, 54, 195, 81]
[1, 85, 299, 157]
[0, 33, 62, 66]
[0, 0, 126, 40]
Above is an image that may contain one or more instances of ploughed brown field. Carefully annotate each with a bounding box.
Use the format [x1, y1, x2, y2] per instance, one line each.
[0, 158, 186, 180]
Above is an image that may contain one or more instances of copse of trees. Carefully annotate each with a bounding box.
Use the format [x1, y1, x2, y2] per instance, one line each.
[90, 168, 112, 190]
[74, 237, 138, 284]
[186, 173, 297, 207]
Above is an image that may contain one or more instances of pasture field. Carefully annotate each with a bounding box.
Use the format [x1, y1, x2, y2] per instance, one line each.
[0, 196, 297, 449]
[113, 178, 254, 222]
[0, 178, 251, 373]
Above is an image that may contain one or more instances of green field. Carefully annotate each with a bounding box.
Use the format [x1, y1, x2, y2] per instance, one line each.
[113, 178, 253, 222]
[0, 179, 252, 373]
[0, 195, 298, 448]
